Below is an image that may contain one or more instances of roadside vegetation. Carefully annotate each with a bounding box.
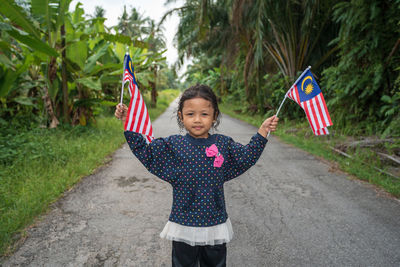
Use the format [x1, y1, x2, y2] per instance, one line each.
[220, 101, 400, 198]
[0, 89, 180, 256]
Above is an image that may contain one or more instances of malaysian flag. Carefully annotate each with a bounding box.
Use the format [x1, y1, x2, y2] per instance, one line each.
[287, 69, 332, 135]
[121, 53, 154, 143]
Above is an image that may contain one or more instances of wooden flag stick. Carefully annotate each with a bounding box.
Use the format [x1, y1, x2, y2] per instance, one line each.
[119, 52, 129, 105]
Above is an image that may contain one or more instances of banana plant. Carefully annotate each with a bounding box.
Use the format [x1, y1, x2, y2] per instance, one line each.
[0, 2, 58, 98]
[0, 0, 167, 126]
[0, 1, 59, 124]
[64, 4, 153, 125]
[29, 0, 72, 126]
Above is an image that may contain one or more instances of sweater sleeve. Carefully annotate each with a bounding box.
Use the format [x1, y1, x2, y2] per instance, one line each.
[124, 131, 175, 184]
[223, 132, 268, 182]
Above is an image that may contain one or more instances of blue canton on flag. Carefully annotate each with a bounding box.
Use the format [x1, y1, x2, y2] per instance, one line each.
[297, 71, 321, 102]
[123, 54, 139, 94]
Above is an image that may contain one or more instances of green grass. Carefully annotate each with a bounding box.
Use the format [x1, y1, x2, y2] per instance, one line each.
[0, 89, 180, 256]
[220, 101, 400, 198]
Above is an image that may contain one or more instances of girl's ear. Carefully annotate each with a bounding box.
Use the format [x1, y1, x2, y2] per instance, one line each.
[178, 111, 183, 121]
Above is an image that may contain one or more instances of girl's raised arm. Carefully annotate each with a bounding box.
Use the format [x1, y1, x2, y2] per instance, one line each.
[223, 133, 268, 182]
[124, 131, 176, 184]
[117, 103, 176, 184]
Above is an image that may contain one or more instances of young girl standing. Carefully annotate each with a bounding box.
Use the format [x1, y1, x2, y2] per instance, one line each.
[115, 84, 278, 267]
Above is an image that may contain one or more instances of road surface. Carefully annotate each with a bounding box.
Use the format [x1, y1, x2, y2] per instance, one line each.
[2, 99, 400, 266]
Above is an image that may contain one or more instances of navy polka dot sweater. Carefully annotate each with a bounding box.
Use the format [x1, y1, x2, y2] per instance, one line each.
[124, 131, 268, 227]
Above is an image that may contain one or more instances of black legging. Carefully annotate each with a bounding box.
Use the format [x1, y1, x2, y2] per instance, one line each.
[172, 240, 227, 267]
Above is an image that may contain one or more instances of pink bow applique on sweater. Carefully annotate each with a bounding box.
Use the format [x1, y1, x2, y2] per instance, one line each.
[206, 144, 224, 167]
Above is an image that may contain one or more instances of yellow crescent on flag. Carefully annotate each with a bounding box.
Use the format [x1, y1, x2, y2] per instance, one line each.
[129, 61, 133, 73]
[301, 76, 314, 95]
[129, 61, 138, 81]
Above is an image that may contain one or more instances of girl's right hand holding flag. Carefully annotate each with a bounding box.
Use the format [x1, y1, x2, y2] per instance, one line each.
[115, 104, 128, 122]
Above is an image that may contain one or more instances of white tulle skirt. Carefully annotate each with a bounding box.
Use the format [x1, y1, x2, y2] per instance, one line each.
[160, 218, 234, 246]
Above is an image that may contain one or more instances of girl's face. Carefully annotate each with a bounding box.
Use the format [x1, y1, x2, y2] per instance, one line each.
[179, 97, 216, 138]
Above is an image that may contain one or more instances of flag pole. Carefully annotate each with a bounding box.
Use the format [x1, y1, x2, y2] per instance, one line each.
[267, 66, 312, 138]
[119, 52, 129, 106]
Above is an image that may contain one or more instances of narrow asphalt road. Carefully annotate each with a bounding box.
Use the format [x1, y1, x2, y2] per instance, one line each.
[2, 99, 400, 266]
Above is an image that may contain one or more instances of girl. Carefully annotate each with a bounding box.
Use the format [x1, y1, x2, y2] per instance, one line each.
[115, 84, 278, 267]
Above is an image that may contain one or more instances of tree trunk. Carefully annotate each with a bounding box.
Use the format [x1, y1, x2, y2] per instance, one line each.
[244, 42, 254, 98]
[150, 67, 157, 108]
[42, 86, 59, 128]
[71, 84, 90, 126]
[61, 24, 69, 123]
[45, 57, 59, 128]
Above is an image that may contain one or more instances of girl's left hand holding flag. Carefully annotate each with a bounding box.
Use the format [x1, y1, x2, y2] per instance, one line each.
[115, 104, 128, 122]
[258, 115, 279, 138]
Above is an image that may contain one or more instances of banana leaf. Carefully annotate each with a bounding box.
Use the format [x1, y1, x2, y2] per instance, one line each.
[76, 77, 102, 91]
[0, 41, 11, 53]
[83, 43, 110, 74]
[100, 100, 118, 107]
[0, 55, 33, 97]
[67, 40, 87, 69]
[0, 0, 40, 38]
[89, 63, 120, 76]
[0, 54, 14, 68]
[100, 75, 120, 84]
[13, 96, 37, 107]
[0, 22, 58, 57]
[100, 33, 131, 45]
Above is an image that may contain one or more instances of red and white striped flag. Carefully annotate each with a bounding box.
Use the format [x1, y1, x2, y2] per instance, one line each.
[120, 54, 154, 143]
[287, 69, 332, 135]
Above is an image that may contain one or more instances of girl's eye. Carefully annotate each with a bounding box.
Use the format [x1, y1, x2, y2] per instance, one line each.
[202, 113, 208, 116]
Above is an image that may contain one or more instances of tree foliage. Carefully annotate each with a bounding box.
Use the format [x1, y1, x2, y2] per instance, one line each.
[322, 0, 400, 135]
[0, 0, 174, 128]
[168, 0, 400, 136]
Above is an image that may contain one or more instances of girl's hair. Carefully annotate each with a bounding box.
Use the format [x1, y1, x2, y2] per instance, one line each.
[177, 84, 221, 130]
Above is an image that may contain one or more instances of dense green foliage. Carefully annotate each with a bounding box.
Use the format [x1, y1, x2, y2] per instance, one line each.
[168, 0, 399, 136]
[323, 0, 400, 136]
[0, 0, 177, 128]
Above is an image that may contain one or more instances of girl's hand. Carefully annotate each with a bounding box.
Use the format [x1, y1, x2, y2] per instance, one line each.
[115, 104, 128, 121]
[258, 115, 279, 138]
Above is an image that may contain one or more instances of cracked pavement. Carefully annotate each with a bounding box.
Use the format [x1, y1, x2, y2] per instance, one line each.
[2, 99, 400, 266]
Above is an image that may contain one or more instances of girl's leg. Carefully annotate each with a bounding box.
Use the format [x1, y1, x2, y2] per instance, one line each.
[172, 240, 199, 267]
[199, 243, 227, 267]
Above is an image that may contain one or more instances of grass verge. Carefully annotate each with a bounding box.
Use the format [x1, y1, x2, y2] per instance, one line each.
[220, 101, 400, 198]
[0, 89, 180, 256]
